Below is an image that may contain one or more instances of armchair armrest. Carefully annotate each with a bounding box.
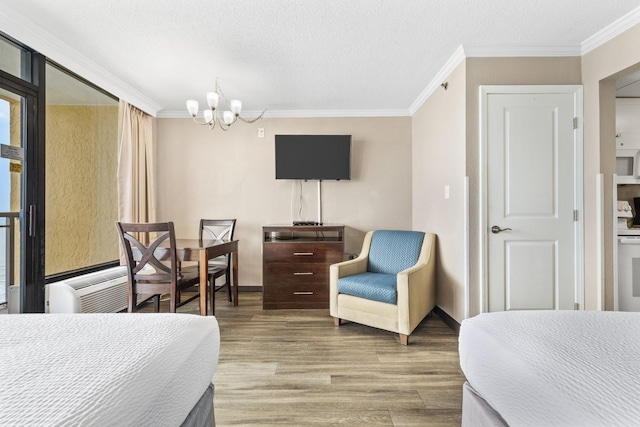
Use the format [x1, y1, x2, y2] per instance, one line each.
[330, 256, 368, 279]
[396, 233, 436, 335]
[329, 231, 374, 317]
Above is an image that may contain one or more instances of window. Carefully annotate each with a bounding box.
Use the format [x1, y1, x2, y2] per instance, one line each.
[0, 36, 31, 82]
[45, 63, 119, 276]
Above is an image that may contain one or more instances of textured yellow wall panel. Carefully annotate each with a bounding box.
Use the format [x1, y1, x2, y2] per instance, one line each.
[45, 105, 118, 275]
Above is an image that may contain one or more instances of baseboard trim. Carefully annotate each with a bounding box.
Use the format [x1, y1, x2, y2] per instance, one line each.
[434, 306, 461, 335]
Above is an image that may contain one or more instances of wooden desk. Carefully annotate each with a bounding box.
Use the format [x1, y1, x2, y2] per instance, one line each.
[175, 239, 239, 316]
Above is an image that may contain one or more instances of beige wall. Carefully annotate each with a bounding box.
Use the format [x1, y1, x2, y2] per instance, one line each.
[412, 61, 467, 321]
[45, 105, 119, 275]
[582, 22, 640, 310]
[155, 116, 413, 287]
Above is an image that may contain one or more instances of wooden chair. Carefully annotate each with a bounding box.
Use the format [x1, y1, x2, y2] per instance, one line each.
[200, 219, 236, 306]
[116, 221, 200, 313]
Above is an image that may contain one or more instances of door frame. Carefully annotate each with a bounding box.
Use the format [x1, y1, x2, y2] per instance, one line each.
[0, 50, 46, 313]
[478, 85, 584, 313]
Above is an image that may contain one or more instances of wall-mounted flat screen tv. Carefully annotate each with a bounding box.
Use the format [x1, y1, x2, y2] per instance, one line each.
[275, 134, 351, 180]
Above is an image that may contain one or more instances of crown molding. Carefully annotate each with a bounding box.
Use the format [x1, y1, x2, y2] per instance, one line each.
[408, 43, 585, 115]
[157, 109, 411, 119]
[408, 45, 466, 115]
[463, 44, 581, 57]
[0, 5, 163, 116]
[582, 6, 640, 55]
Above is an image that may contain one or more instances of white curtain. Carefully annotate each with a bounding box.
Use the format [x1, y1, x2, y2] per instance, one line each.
[117, 100, 156, 227]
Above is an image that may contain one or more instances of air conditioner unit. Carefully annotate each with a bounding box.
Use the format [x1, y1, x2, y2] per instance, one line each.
[47, 266, 150, 314]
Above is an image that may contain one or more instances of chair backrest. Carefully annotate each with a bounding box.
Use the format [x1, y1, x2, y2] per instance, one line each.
[199, 219, 236, 242]
[116, 221, 178, 286]
[367, 230, 425, 274]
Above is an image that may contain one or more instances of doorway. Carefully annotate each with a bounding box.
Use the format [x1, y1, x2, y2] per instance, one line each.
[479, 85, 584, 312]
[614, 70, 640, 312]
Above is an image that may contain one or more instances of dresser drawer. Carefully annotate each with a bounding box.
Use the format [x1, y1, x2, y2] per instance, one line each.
[262, 281, 328, 305]
[263, 242, 343, 264]
[263, 262, 328, 285]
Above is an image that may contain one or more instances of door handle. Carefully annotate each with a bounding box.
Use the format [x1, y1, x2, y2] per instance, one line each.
[29, 205, 36, 237]
[491, 225, 512, 234]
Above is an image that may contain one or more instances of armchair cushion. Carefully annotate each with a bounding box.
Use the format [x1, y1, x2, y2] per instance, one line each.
[338, 272, 397, 304]
[368, 230, 424, 274]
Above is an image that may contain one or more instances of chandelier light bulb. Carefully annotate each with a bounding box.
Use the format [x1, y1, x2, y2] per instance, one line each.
[186, 100, 199, 117]
[203, 109, 214, 124]
[206, 92, 220, 109]
[230, 99, 242, 115]
[223, 111, 235, 125]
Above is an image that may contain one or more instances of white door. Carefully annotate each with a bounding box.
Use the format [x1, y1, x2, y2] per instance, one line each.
[481, 86, 582, 312]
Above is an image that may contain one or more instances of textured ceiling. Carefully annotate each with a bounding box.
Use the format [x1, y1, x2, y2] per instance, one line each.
[3, 0, 640, 116]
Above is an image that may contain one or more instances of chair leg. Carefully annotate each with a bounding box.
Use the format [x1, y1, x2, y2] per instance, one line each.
[209, 276, 215, 314]
[169, 291, 177, 313]
[225, 270, 232, 303]
[333, 317, 341, 326]
[399, 334, 409, 346]
[154, 295, 160, 313]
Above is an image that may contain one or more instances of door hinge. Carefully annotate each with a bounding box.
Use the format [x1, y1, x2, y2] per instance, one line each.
[573, 210, 579, 221]
[573, 117, 578, 130]
[574, 303, 580, 310]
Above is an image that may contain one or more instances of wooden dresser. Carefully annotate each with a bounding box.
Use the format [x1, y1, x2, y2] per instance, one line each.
[262, 225, 345, 309]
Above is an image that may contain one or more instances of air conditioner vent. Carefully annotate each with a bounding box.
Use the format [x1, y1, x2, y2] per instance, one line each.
[65, 267, 128, 290]
[47, 266, 151, 313]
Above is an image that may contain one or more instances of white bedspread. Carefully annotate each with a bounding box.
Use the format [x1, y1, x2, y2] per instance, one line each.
[0, 313, 220, 426]
[459, 310, 640, 427]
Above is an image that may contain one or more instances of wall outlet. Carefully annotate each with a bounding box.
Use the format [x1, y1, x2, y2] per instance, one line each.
[444, 185, 450, 199]
[258, 128, 265, 138]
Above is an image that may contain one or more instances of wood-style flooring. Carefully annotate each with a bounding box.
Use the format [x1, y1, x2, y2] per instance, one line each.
[174, 291, 466, 426]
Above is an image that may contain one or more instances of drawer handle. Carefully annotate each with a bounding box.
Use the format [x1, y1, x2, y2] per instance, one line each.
[293, 272, 314, 276]
[293, 252, 314, 256]
[293, 291, 314, 295]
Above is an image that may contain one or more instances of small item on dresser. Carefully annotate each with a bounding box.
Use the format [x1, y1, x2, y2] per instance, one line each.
[293, 221, 322, 226]
[618, 200, 633, 230]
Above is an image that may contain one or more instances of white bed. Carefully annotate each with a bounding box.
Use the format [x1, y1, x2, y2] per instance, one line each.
[0, 313, 220, 426]
[459, 310, 640, 427]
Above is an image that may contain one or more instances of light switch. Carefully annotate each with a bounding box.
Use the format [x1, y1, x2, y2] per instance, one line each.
[444, 185, 450, 199]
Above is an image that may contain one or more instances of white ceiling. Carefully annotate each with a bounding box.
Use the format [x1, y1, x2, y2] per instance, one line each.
[2, 0, 640, 116]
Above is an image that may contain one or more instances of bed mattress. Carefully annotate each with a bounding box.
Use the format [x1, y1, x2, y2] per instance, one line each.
[459, 310, 640, 426]
[0, 313, 220, 426]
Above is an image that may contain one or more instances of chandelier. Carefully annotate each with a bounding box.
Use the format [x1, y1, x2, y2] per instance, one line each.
[186, 81, 266, 131]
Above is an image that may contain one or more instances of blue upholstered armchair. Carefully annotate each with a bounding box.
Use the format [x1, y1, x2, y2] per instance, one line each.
[329, 230, 436, 345]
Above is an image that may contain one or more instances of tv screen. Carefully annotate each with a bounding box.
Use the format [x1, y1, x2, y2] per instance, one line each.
[275, 135, 351, 180]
